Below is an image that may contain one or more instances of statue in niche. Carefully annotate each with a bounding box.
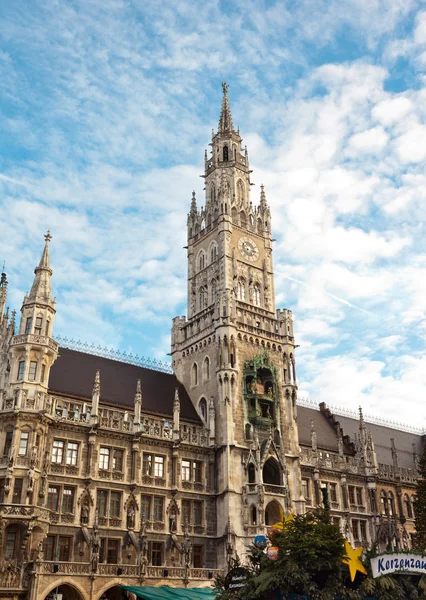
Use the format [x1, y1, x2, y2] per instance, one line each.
[81, 499, 90, 525]
[127, 506, 136, 530]
[27, 466, 35, 492]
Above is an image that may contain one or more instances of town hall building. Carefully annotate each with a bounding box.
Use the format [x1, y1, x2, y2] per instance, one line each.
[0, 85, 421, 600]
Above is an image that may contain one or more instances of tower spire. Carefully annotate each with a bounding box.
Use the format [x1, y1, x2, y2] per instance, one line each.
[0, 269, 7, 323]
[218, 82, 234, 133]
[28, 231, 53, 302]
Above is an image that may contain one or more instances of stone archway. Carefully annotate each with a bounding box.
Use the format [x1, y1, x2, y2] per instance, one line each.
[262, 457, 281, 486]
[99, 585, 125, 600]
[43, 583, 85, 600]
[265, 500, 282, 526]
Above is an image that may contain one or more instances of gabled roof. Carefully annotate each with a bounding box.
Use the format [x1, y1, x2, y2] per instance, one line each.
[48, 347, 201, 423]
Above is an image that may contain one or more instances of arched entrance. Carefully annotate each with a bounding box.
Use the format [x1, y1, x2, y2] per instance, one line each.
[262, 457, 281, 486]
[265, 500, 282, 526]
[99, 585, 126, 600]
[43, 584, 84, 600]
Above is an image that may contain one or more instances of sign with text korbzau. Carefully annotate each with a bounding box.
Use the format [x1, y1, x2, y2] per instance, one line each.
[371, 553, 426, 578]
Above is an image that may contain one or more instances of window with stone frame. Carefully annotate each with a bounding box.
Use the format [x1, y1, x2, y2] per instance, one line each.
[182, 499, 191, 526]
[153, 496, 164, 522]
[348, 485, 356, 505]
[47, 486, 59, 511]
[99, 447, 110, 470]
[193, 501, 203, 526]
[25, 317, 33, 334]
[61, 487, 75, 513]
[329, 482, 338, 503]
[193, 545, 204, 568]
[58, 535, 72, 562]
[113, 448, 124, 472]
[359, 520, 367, 542]
[66, 442, 79, 466]
[34, 316, 43, 335]
[181, 460, 191, 482]
[28, 361, 37, 381]
[143, 454, 152, 475]
[12, 478, 23, 504]
[193, 461, 202, 484]
[3, 431, 13, 457]
[43, 535, 55, 561]
[17, 361, 25, 380]
[150, 541, 164, 566]
[302, 478, 311, 504]
[141, 495, 151, 521]
[5, 530, 17, 559]
[154, 455, 164, 478]
[18, 432, 29, 456]
[107, 539, 119, 564]
[97, 489, 109, 517]
[109, 491, 121, 518]
[356, 487, 364, 506]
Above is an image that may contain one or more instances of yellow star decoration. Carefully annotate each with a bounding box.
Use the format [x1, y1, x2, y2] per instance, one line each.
[343, 540, 367, 582]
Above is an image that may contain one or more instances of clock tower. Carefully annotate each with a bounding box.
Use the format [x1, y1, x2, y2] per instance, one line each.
[171, 84, 304, 565]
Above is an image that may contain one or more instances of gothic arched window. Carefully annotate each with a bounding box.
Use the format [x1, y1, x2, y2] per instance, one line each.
[199, 397, 207, 421]
[210, 243, 217, 263]
[381, 491, 387, 515]
[237, 279, 246, 301]
[248, 463, 256, 484]
[237, 179, 244, 204]
[388, 492, 395, 516]
[251, 505, 257, 525]
[223, 145, 229, 161]
[192, 363, 198, 387]
[203, 357, 210, 381]
[199, 287, 206, 311]
[199, 252, 205, 271]
[404, 494, 413, 519]
[253, 284, 261, 306]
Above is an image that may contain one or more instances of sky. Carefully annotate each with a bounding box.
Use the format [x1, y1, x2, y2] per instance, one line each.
[1, 0, 426, 427]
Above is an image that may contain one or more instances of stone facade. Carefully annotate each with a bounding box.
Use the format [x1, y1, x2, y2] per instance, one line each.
[0, 85, 422, 600]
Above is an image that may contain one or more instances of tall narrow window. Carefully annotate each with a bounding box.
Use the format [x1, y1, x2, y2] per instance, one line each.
[113, 449, 123, 472]
[47, 486, 59, 511]
[58, 537, 71, 561]
[43, 535, 55, 561]
[45, 320, 50, 336]
[253, 284, 261, 306]
[204, 357, 210, 380]
[3, 432, 13, 457]
[199, 253, 205, 271]
[62, 488, 75, 513]
[223, 145, 229, 161]
[66, 442, 78, 466]
[211, 279, 217, 304]
[51, 440, 64, 464]
[110, 492, 121, 518]
[40, 364, 46, 383]
[182, 500, 191, 525]
[99, 447, 110, 470]
[199, 398, 207, 421]
[5, 531, 17, 559]
[141, 495, 151, 520]
[153, 497, 164, 522]
[25, 317, 33, 334]
[193, 501, 203, 526]
[28, 361, 37, 382]
[192, 363, 198, 386]
[143, 454, 153, 476]
[238, 279, 246, 301]
[210, 245, 217, 263]
[107, 539, 119, 564]
[97, 490, 108, 517]
[199, 287, 206, 310]
[154, 456, 164, 478]
[182, 460, 191, 482]
[34, 316, 43, 335]
[193, 545, 204, 568]
[17, 361, 25, 380]
[12, 479, 23, 504]
[151, 542, 163, 566]
[193, 461, 202, 484]
[18, 432, 29, 456]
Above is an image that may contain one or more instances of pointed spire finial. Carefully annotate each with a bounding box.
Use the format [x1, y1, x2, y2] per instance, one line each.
[93, 370, 100, 395]
[218, 82, 234, 133]
[134, 378, 142, 404]
[190, 190, 197, 215]
[36, 231, 53, 271]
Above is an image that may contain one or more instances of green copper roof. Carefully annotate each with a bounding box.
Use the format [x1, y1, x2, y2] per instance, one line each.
[121, 586, 217, 599]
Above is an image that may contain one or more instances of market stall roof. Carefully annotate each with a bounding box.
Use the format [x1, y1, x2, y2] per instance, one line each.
[121, 586, 217, 599]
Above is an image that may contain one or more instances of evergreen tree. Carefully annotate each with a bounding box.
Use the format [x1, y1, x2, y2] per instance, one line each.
[414, 439, 426, 551]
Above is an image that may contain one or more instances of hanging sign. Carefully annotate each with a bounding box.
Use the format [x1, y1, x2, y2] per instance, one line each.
[224, 567, 249, 591]
[371, 553, 426, 578]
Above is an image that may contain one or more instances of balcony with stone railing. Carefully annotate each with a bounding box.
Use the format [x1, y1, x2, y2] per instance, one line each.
[0, 504, 50, 523]
[41, 562, 223, 580]
[11, 334, 59, 352]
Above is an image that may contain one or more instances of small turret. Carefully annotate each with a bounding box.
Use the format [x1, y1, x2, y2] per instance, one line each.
[133, 378, 142, 432]
[173, 387, 180, 438]
[90, 370, 100, 423]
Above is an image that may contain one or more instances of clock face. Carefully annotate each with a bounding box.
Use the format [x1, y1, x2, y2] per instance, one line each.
[238, 237, 259, 262]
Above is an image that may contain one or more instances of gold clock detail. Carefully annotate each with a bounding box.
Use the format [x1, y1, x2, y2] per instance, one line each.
[238, 237, 259, 262]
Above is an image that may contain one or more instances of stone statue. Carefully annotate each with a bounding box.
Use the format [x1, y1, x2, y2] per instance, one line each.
[127, 506, 136, 530]
[27, 466, 35, 492]
[81, 500, 89, 525]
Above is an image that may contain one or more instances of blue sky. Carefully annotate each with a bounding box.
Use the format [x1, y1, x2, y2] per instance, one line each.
[1, 0, 426, 426]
